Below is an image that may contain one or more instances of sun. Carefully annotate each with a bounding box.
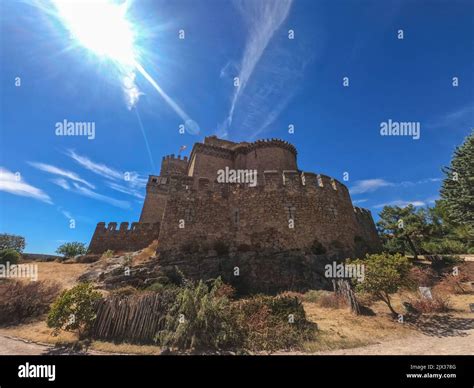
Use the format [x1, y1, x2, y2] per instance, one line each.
[52, 0, 137, 66]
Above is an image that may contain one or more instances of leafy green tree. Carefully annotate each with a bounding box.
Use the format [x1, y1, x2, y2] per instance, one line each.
[351, 253, 412, 316]
[377, 205, 430, 259]
[0, 249, 20, 266]
[0, 233, 25, 253]
[440, 132, 474, 228]
[47, 283, 101, 338]
[56, 242, 87, 259]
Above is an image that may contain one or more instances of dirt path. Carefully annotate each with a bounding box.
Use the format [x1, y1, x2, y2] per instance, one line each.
[313, 329, 474, 355]
[0, 335, 108, 355]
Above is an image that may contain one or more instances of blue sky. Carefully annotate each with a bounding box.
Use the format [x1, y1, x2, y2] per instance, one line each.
[1, 0, 473, 254]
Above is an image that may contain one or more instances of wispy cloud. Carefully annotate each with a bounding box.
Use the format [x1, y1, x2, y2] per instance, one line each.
[66, 149, 147, 190]
[353, 199, 368, 205]
[350, 179, 394, 195]
[66, 150, 123, 181]
[29, 162, 94, 189]
[70, 183, 130, 209]
[219, 0, 309, 138]
[0, 167, 52, 204]
[107, 181, 145, 199]
[350, 177, 441, 195]
[427, 103, 474, 131]
[51, 178, 70, 190]
[373, 200, 427, 209]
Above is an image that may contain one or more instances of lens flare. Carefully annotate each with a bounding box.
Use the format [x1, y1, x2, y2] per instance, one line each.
[52, 0, 136, 66]
[50, 0, 199, 135]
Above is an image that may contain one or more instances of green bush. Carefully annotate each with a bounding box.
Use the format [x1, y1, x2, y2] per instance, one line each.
[0, 249, 20, 266]
[47, 283, 102, 338]
[0, 233, 25, 253]
[155, 278, 244, 351]
[56, 242, 87, 259]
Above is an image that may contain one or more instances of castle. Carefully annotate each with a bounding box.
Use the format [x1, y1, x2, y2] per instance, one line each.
[88, 136, 381, 261]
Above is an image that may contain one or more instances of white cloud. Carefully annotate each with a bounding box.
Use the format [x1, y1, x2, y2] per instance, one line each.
[66, 149, 123, 181]
[220, 0, 297, 136]
[107, 181, 144, 199]
[51, 178, 70, 190]
[350, 177, 441, 195]
[350, 179, 394, 194]
[71, 183, 130, 209]
[29, 162, 94, 189]
[373, 200, 426, 209]
[352, 199, 368, 205]
[0, 167, 52, 204]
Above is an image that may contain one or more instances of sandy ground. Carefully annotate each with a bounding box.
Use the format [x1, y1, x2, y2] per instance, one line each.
[312, 330, 474, 355]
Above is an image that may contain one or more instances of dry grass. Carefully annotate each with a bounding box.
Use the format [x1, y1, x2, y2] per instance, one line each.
[18, 261, 90, 290]
[132, 240, 158, 265]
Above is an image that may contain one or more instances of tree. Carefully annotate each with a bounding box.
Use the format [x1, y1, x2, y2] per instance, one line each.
[0, 233, 25, 253]
[377, 205, 429, 259]
[0, 249, 20, 266]
[56, 242, 87, 259]
[351, 253, 412, 316]
[440, 132, 474, 228]
[47, 283, 102, 338]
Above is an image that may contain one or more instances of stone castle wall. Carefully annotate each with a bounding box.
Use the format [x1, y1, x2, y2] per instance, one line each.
[157, 171, 380, 258]
[88, 222, 160, 254]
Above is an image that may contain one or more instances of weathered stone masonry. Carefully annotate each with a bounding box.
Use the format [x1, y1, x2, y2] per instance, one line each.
[88, 136, 381, 261]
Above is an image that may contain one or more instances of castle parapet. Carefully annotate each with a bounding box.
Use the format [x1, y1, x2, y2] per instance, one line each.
[88, 221, 160, 254]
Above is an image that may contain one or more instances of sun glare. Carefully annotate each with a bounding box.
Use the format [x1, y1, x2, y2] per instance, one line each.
[52, 0, 136, 66]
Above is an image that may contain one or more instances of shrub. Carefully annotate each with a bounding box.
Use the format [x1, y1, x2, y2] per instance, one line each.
[102, 249, 114, 259]
[301, 290, 326, 303]
[0, 280, 61, 325]
[468, 247, 474, 254]
[238, 295, 316, 352]
[56, 242, 87, 259]
[310, 239, 326, 255]
[47, 283, 102, 338]
[407, 266, 437, 288]
[0, 233, 25, 253]
[408, 293, 451, 313]
[155, 278, 244, 351]
[436, 273, 471, 294]
[0, 249, 20, 266]
[350, 253, 412, 316]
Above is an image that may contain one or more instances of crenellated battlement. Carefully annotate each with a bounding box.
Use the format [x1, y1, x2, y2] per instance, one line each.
[88, 221, 160, 254]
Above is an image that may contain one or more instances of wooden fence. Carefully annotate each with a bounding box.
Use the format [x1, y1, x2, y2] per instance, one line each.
[91, 292, 171, 344]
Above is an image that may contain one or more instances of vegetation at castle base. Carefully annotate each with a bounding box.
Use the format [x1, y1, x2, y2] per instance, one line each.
[47, 283, 102, 338]
[440, 132, 474, 228]
[155, 278, 246, 351]
[238, 294, 316, 352]
[55, 242, 87, 259]
[350, 253, 412, 316]
[0, 280, 61, 325]
[0, 248, 20, 266]
[0, 233, 25, 253]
